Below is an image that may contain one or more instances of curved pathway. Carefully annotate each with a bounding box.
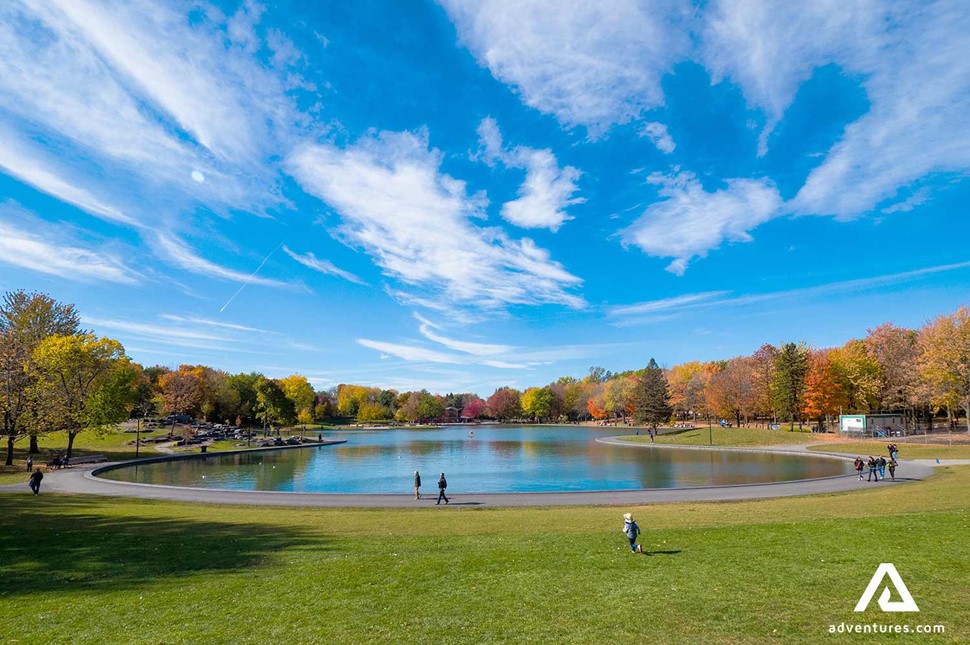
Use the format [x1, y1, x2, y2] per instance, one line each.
[0, 437, 948, 507]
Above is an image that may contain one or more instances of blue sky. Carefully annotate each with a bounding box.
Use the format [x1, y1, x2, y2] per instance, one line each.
[1, 0, 968, 396]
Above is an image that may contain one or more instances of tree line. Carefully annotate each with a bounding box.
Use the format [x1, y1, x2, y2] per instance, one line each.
[2, 290, 968, 464]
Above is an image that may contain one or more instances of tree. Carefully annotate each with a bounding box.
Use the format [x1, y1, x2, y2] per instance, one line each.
[802, 350, 847, 428]
[829, 340, 881, 413]
[31, 334, 133, 457]
[280, 374, 316, 431]
[255, 377, 295, 433]
[771, 342, 809, 429]
[460, 396, 486, 420]
[631, 358, 672, 431]
[0, 291, 81, 463]
[486, 387, 522, 421]
[521, 387, 554, 422]
[919, 306, 970, 432]
[706, 357, 755, 427]
[158, 369, 203, 419]
[750, 344, 779, 424]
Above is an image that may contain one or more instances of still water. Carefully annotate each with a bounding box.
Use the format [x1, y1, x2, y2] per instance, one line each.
[100, 425, 852, 493]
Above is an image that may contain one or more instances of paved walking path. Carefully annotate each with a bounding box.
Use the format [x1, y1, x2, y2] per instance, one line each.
[1, 438, 953, 507]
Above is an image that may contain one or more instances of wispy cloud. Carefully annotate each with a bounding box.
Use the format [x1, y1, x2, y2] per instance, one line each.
[610, 260, 970, 324]
[287, 129, 585, 311]
[476, 117, 584, 231]
[417, 320, 514, 356]
[357, 339, 462, 365]
[159, 314, 276, 335]
[622, 171, 783, 275]
[155, 233, 291, 288]
[443, 0, 692, 135]
[282, 245, 368, 286]
[0, 207, 137, 284]
[610, 291, 730, 317]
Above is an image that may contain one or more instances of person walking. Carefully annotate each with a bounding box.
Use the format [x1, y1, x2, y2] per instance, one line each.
[623, 512, 642, 553]
[888, 457, 897, 481]
[28, 468, 43, 495]
[436, 472, 449, 505]
[877, 455, 887, 479]
[414, 470, 422, 500]
[867, 456, 879, 482]
[26, 455, 32, 472]
[854, 457, 865, 480]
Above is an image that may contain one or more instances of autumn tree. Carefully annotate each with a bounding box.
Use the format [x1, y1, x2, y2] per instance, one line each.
[829, 340, 881, 413]
[461, 396, 486, 420]
[750, 344, 779, 425]
[486, 387, 522, 421]
[706, 357, 755, 427]
[280, 374, 317, 431]
[771, 342, 809, 429]
[802, 350, 847, 428]
[521, 386, 554, 422]
[158, 369, 203, 420]
[0, 291, 81, 463]
[919, 306, 970, 432]
[631, 358, 672, 431]
[31, 334, 134, 457]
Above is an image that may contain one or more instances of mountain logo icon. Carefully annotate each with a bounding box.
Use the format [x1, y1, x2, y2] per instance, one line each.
[854, 563, 920, 612]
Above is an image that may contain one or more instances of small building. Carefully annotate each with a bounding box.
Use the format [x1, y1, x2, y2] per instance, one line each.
[839, 414, 906, 437]
[438, 406, 462, 424]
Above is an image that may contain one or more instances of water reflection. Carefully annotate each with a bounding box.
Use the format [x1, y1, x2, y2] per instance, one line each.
[102, 425, 852, 493]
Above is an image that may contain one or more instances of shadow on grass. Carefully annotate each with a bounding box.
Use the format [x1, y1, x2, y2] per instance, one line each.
[643, 549, 682, 556]
[0, 494, 326, 596]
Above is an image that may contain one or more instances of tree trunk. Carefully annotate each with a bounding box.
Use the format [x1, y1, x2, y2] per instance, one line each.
[5, 434, 14, 466]
[66, 432, 78, 458]
[29, 433, 38, 454]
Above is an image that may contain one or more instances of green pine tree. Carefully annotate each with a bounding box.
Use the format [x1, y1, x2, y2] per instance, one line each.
[632, 358, 672, 430]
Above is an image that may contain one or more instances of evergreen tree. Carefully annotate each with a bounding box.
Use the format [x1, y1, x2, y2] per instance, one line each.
[631, 358, 672, 431]
[771, 342, 809, 429]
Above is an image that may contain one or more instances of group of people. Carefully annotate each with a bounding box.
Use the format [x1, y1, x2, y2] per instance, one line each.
[853, 444, 899, 482]
[413, 470, 449, 505]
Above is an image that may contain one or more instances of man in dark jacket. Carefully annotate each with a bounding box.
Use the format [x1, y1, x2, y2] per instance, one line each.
[414, 470, 421, 500]
[436, 472, 449, 505]
[28, 468, 43, 495]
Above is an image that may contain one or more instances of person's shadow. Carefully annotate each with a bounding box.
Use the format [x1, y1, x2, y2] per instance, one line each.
[642, 549, 682, 556]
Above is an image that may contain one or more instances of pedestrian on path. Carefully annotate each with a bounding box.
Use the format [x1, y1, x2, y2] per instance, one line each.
[854, 457, 864, 480]
[26, 455, 32, 472]
[28, 468, 43, 495]
[888, 458, 897, 481]
[414, 470, 421, 500]
[867, 456, 879, 482]
[436, 472, 449, 505]
[877, 456, 887, 479]
[623, 512, 642, 553]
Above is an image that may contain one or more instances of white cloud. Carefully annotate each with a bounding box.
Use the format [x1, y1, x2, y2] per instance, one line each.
[442, 0, 692, 134]
[476, 117, 583, 231]
[0, 207, 137, 284]
[286, 129, 585, 310]
[417, 321, 514, 356]
[154, 233, 290, 288]
[610, 290, 730, 317]
[357, 339, 462, 365]
[282, 245, 368, 286]
[639, 121, 676, 154]
[622, 171, 782, 274]
[703, 0, 970, 214]
[159, 314, 275, 335]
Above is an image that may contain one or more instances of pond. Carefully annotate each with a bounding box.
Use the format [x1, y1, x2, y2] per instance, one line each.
[98, 425, 853, 493]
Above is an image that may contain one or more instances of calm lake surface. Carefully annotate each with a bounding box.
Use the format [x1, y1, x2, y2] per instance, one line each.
[100, 425, 852, 493]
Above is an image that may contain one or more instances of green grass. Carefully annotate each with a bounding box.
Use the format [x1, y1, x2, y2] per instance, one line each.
[808, 442, 970, 460]
[0, 467, 966, 643]
[621, 426, 819, 447]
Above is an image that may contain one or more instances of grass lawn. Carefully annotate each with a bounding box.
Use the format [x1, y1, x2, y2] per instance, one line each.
[808, 442, 970, 460]
[0, 467, 966, 643]
[621, 426, 820, 447]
